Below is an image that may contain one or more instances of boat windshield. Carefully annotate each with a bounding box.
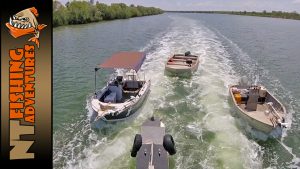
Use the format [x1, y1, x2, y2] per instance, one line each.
[116, 69, 145, 81]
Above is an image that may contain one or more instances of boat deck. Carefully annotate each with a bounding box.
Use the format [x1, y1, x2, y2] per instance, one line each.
[120, 92, 137, 102]
[166, 55, 199, 67]
[238, 103, 275, 126]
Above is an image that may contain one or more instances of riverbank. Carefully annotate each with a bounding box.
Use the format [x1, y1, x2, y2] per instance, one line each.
[166, 11, 300, 20]
[53, 1, 163, 27]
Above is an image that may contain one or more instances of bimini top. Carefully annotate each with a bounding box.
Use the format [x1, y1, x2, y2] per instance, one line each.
[99, 51, 146, 72]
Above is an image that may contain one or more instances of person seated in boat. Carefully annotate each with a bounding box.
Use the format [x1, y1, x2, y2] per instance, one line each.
[116, 75, 123, 85]
[113, 80, 119, 86]
[105, 82, 123, 103]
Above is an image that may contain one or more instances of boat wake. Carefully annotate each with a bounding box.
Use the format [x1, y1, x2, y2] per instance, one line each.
[138, 15, 263, 168]
[53, 14, 299, 169]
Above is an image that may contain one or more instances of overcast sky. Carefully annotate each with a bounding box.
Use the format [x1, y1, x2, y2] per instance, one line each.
[58, 0, 300, 12]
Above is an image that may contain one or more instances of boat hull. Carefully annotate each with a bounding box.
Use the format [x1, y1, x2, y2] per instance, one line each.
[165, 54, 199, 76]
[91, 81, 150, 122]
[101, 87, 150, 121]
[229, 98, 275, 133]
[164, 62, 199, 75]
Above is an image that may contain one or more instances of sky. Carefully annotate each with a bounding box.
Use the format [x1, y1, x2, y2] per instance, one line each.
[58, 0, 300, 12]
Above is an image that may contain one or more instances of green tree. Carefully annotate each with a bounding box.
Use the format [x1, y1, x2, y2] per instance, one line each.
[53, 1, 164, 27]
[53, 6, 69, 26]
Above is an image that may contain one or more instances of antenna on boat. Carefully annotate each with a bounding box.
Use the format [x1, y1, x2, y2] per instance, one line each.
[94, 67, 100, 95]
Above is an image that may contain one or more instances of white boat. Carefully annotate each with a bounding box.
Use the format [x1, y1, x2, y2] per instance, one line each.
[229, 83, 287, 135]
[91, 51, 150, 122]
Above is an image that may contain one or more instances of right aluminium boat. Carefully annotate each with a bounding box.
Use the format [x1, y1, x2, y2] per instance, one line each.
[229, 83, 288, 136]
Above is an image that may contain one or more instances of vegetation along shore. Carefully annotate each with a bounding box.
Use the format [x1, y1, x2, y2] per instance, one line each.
[53, 1, 163, 27]
[166, 10, 300, 20]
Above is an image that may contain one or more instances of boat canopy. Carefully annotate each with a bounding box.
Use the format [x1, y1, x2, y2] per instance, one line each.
[99, 51, 146, 72]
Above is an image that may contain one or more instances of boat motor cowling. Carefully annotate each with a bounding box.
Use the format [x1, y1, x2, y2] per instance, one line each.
[131, 134, 142, 157]
[184, 51, 191, 56]
[163, 134, 176, 155]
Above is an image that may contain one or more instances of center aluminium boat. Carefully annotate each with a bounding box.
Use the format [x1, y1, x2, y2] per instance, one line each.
[91, 51, 150, 122]
[165, 51, 200, 76]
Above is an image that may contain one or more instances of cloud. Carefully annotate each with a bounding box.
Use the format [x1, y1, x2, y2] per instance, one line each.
[192, 1, 214, 7]
[293, 0, 300, 4]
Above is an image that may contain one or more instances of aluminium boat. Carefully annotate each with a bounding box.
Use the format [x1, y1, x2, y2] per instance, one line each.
[229, 83, 287, 135]
[91, 51, 150, 122]
[165, 51, 199, 76]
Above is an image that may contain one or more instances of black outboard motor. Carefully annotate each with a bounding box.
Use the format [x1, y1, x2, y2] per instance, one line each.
[131, 117, 176, 169]
[186, 59, 193, 67]
[184, 51, 191, 56]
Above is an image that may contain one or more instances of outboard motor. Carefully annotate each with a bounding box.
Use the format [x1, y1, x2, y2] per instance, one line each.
[186, 59, 193, 67]
[131, 117, 176, 169]
[184, 51, 191, 56]
[277, 118, 288, 128]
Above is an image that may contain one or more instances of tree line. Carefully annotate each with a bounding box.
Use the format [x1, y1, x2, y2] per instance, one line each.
[53, 1, 164, 27]
[166, 10, 300, 20]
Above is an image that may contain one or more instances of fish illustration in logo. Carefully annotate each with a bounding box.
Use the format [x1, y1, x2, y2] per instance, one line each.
[6, 7, 47, 48]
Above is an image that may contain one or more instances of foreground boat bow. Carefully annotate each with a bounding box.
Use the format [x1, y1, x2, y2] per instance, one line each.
[131, 117, 176, 169]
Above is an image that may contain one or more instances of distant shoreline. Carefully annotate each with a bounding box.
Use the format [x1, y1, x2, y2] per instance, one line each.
[53, 1, 163, 27]
[165, 11, 300, 20]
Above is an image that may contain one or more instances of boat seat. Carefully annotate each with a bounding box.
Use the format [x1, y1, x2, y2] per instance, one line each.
[246, 89, 259, 111]
[124, 80, 139, 89]
[104, 92, 116, 103]
[241, 93, 248, 103]
[173, 56, 198, 60]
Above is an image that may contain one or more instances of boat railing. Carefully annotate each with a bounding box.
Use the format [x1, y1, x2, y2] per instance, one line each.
[267, 102, 288, 128]
[267, 102, 281, 119]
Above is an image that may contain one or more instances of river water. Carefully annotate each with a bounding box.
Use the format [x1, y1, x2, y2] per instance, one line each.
[53, 13, 300, 169]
